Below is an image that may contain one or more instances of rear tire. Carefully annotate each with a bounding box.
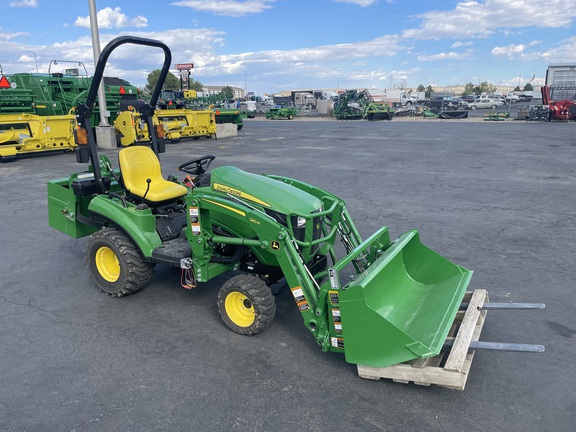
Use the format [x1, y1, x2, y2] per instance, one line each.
[85, 228, 154, 297]
[217, 274, 276, 335]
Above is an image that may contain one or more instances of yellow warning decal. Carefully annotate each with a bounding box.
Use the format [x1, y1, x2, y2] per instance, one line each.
[203, 199, 246, 217]
[189, 206, 201, 236]
[329, 290, 339, 305]
[290, 286, 310, 312]
[213, 183, 270, 207]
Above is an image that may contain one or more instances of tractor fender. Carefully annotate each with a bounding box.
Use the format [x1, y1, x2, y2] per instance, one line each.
[87, 195, 162, 257]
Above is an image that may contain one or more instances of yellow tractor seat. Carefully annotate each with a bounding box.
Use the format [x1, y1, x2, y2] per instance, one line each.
[118, 146, 188, 202]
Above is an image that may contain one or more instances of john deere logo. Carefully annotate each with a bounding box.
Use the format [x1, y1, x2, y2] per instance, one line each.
[271, 241, 280, 251]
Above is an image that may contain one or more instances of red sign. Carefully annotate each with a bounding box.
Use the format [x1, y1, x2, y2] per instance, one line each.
[175, 63, 194, 70]
[0, 76, 10, 89]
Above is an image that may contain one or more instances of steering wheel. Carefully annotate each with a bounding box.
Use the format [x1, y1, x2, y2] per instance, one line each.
[177, 155, 215, 175]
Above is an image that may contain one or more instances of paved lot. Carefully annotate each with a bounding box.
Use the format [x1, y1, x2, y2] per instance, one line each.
[1, 119, 574, 431]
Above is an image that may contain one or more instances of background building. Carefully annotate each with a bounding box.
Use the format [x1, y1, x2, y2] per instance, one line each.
[201, 85, 244, 100]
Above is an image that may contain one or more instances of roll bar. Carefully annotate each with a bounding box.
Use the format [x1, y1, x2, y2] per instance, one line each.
[75, 36, 172, 193]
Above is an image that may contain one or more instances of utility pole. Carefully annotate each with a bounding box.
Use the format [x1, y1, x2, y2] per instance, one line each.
[88, 0, 109, 127]
[88, 0, 115, 149]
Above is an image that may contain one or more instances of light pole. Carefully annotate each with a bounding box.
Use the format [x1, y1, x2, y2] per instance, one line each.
[25, 51, 38, 73]
[88, 0, 109, 127]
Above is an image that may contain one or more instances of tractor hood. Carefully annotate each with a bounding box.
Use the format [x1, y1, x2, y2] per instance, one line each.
[210, 166, 322, 215]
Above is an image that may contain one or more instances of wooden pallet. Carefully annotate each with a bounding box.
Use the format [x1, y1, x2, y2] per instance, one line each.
[357, 289, 488, 390]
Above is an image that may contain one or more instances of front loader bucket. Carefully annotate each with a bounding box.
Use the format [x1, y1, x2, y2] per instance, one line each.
[338, 229, 472, 368]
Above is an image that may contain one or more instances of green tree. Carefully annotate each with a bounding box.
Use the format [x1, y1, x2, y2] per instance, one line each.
[188, 78, 203, 92]
[473, 81, 496, 94]
[514, 86, 521, 92]
[220, 86, 235, 101]
[425, 85, 434, 98]
[417, 84, 426, 92]
[145, 69, 180, 92]
[463, 82, 476, 95]
[524, 83, 534, 91]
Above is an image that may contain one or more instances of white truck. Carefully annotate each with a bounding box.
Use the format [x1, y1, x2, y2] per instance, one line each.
[292, 92, 316, 107]
[371, 89, 416, 107]
[505, 92, 521, 103]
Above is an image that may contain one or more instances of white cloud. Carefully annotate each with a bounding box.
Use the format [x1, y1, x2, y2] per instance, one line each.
[9, 0, 37, 7]
[74, 7, 148, 29]
[418, 51, 471, 61]
[170, 0, 276, 17]
[403, 0, 576, 40]
[539, 36, 576, 62]
[491, 43, 526, 58]
[200, 35, 403, 73]
[451, 41, 473, 48]
[332, 0, 378, 6]
[491, 40, 542, 59]
[0, 30, 30, 41]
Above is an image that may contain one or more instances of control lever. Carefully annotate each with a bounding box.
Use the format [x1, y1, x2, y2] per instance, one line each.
[142, 178, 151, 201]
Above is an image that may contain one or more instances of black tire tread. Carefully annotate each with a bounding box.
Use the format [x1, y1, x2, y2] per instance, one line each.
[85, 228, 154, 297]
[217, 274, 276, 335]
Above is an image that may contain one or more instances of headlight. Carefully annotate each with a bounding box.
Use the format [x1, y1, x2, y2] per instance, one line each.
[296, 216, 306, 228]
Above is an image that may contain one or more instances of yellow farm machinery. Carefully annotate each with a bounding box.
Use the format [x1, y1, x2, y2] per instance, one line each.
[0, 112, 76, 160]
[0, 62, 216, 160]
[114, 101, 216, 146]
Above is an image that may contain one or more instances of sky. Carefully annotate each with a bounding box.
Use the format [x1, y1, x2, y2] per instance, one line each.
[1, 0, 576, 95]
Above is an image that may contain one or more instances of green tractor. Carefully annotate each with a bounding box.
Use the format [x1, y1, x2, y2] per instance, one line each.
[265, 106, 298, 120]
[333, 89, 394, 121]
[47, 37, 541, 375]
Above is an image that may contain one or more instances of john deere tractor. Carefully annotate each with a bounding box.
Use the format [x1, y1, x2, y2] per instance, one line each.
[47, 37, 543, 376]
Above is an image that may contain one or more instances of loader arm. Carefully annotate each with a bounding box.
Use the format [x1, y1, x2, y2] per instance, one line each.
[187, 190, 335, 344]
[189, 175, 473, 366]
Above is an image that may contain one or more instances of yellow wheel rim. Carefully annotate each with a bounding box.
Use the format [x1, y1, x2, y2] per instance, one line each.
[225, 291, 255, 327]
[95, 246, 120, 282]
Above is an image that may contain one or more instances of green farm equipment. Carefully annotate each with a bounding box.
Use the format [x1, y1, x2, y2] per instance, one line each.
[47, 37, 544, 387]
[157, 90, 186, 110]
[212, 107, 244, 130]
[184, 93, 244, 130]
[0, 63, 140, 159]
[0, 63, 138, 123]
[265, 106, 298, 120]
[333, 89, 394, 120]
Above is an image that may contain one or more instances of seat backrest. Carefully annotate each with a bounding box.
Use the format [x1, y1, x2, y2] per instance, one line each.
[118, 146, 187, 202]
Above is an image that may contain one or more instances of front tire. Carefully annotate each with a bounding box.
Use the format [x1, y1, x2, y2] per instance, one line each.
[85, 228, 154, 297]
[217, 274, 276, 335]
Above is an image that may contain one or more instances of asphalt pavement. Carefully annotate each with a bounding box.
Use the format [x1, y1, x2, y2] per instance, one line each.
[1, 118, 574, 431]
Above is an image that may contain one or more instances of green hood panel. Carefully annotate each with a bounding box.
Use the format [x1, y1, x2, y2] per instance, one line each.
[210, 166, 322, 215]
